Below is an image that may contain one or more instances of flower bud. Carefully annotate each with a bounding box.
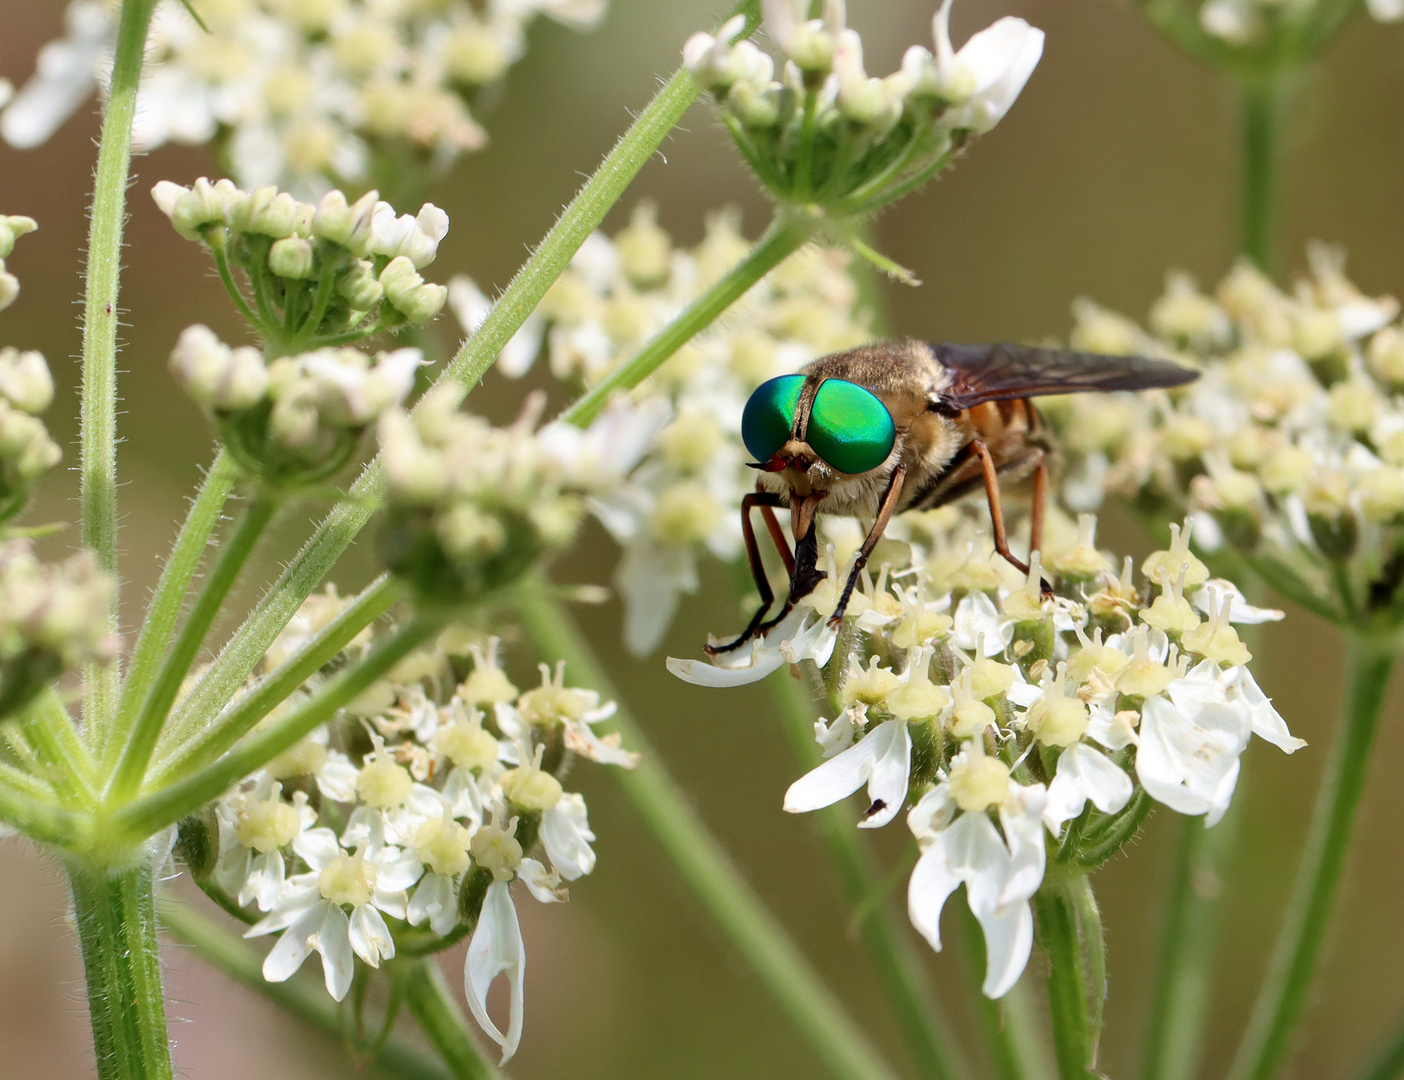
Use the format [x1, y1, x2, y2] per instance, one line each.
[1369, 326, 1404, 388]
[313, 189, 380, 256]
[0, 215, 37, 260]
[0, 348, 54, 414]
[268, 236, 316, 280]
[169, 325, 270, 412]
[228, 186, 307, 238]
[380, 256, 448, 322]
[337, 261, 384, 309]
[1360, 468, 1404, 523]
[0, 267, 17, 312]
[446, 23, 513, 84]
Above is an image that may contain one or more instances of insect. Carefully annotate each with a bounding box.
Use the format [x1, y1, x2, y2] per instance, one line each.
[707, 340, 1198, 655]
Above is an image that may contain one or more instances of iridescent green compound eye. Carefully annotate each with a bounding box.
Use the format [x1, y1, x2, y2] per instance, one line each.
[741, 374, 805, 463]
[806, 379, 896, 475]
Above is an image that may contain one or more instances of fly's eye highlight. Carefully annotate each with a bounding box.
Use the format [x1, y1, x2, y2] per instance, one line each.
[806, 379, 896, 475]
[741, 374, 806, 464]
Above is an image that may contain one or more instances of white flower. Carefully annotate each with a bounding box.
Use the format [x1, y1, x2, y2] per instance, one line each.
[1042, 743, 1134, 833]
[783, 718, 911, 828]
[668, 607, 836, 688]
[0, 0, 110, 149]
[929, 0, 1044, 133]
[465, 880, 526, 1064]
[1138, 695, 1248, 826]
[906, 766, 1047, 998]
[213, 776, 318, 912]
[540, 792, 597, 880]
[246, 829, 408, 1001]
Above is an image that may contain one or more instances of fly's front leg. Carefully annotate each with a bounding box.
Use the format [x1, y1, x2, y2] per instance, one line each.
[829, 464, 907, 628]
[1029, 449, 1052, 597]
[706, 491, 788, 655]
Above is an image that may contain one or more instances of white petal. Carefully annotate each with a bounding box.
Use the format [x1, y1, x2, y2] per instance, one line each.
[1042, 744, 1132, 833]
[465, 881, 526, 1064]
[260, 902, 325, 983]
[1234, 667, 1306, 753]
[313, 905, 355, 1002]
[1190, 580, 1284, 624]
[952, 592, 1012, 654]
[1138, 698, 1248, 818]
[376, 849, 426, 893]
[973, 897, 1033, 999]
[519, 857, 568, 903]
[784, 719, 909, 827]
[999, 784, 1048, 904]
[907, 783, 956, 843]
[316, 752, 361, 803]
[293, 827, 343, 871]
[540, 794, 596, 880]
[408, 872, 454, 930]
[564, 718, 640, 769]
[243, 851, 286, 912]
[349, 904, 396, 967]
[907, 837, 960, 953]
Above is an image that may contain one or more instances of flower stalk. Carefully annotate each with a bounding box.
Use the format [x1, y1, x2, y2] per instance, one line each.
[1033, 880, 1096, 1080]
[1240, 77, 1283, 273]
[513, 590, 903, 1080]
[69, 862, 173, 1080]
[1227, 637, 1396, 1080]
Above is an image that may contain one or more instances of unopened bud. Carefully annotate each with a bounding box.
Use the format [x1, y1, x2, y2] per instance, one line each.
[269, 236, 316, 280]
[0, 349, 53, 414]
[0, 215, 37, 260]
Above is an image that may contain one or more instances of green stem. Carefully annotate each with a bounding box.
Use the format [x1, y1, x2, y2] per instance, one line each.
[772, 673, 971, 1080]
[1226, 639, 1396, 1080]
[161, 50, 734, 742]
[513, 592, 901, 1080]
[1240, 77, 1282, 273]
[0, 767, 80, 845]
[1140, 810, 1237, 1080]
[69, 862, 173, 1080]
[108, 494, 278, 804]
[79, 0, 158, 745]
[1076, 790, 1154, 868]
[18, 691, 96, 803]
[1033, 884, 1096, 1080]
[562, 211, 819, 428]
[1349, 1014, 1404, 1080]
[110, 449, 239, 765]
[159, 901, 450, 1080]
[400, 959, 503, 1080]
[107, 619, 439, 846]
[153, 574, 403, 784]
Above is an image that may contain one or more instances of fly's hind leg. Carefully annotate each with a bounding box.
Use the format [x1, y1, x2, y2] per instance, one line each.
[828, 464, 907, 628]
[705, 490, 791, 655]
[972, 440, 1053, 598]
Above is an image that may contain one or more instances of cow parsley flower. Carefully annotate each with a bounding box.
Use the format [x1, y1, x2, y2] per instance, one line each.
[184, 620, 632, 1063]
[1, 0, 609, 191]
[670, 511, 1302, 994]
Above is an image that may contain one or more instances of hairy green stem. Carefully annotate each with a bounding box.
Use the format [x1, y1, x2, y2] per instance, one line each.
[162, 47, 738, 744]
[1226, 639, 1396, 1080]
[1240, 78, 1282, 273]
[154, 575, 403, 784]
[18, 692, 96, 804]
[513, 592, 901, 1080]
[111, 450, 239, 764]
[79, 0, 158, 744]
[1140, 803, 1239, 1080]
[159, 902, 450, 1080]
[562, 211, 819, 428]
[108, 619, 438, 845]
[70, 863, 173, 1080]
[1033, 884, 1096, 1080]
[400, 960, 503, 1080]
[109, 495, 278, 803]
[772, 673, 970, 1080]
[0, 767, 80, 845]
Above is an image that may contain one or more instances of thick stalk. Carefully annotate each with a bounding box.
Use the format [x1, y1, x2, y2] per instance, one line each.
[1033, 884, 1096, 1080]
[110, 449, 239, 763]
[109, 494, 277, 802]
[159, 902, 449, 1080]
[80, 0, 159, 742]
[1226, 639, 1396, 1080]
[772, 673, 971, 1080]
[162, 47, 738, 742]
[1140, 810, 1237, 1080]
[400, 959, 503, 1080]
[1240, 78, 1282, 274]
[107, 619, 439, 845]
[69, 862, 173, 1080]
[562, 211, 820, 427]
[513, 592, 901, 1080]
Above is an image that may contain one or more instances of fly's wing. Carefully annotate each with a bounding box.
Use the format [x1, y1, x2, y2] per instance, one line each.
[930, 343, 1197, 410]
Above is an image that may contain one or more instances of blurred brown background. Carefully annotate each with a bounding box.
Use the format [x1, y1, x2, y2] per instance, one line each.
[2, 1, 1404, 1077]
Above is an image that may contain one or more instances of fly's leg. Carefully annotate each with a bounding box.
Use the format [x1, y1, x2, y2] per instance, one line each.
[972, 440, 1053, 598]
[828, 464, 907, 628]
[706, 491, 790, 655]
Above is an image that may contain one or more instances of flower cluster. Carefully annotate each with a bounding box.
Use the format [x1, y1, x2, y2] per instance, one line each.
[451, 204, 877, 653]
[1197, 0, 1401, 47]
[198, 610, 633, 1063]
[0, 539, 118, 718]
[670, 511, 1302, 996]
[1049, 244, 1404, 630]
[1, 0, 607, 191]
[0, 219, 62, 523]
[171, 324, 421, 485]
[152, 178, 449, 350]
[682, 0, 1043, 214]
[378, 383, 663, 607]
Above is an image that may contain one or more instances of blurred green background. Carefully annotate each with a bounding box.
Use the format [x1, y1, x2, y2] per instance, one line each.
[2, 1, 1404, 1077]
